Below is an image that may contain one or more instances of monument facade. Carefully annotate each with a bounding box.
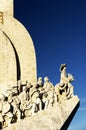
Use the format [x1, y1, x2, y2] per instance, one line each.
[0, 0, 37, 92]
[0, 1, 80, 130]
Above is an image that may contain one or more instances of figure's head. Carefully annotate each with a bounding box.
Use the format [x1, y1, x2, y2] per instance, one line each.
[60, 64, 67, 72]
[44, 77, 49, 82]
[38, 77, 42, 81]
[26, 80, 31, 88]
[37, 77, 43, 86]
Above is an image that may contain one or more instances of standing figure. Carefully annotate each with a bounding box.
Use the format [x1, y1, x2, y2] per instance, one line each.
[43, 77, 55, 107]
[1, 94, 13, 127]
[12, 96, 21, 120]
[30, 84, 42, 115]
[43, 77, 54, 92]
[60, 64, 68, 84]
[37, 77, 44, 92]
[60, 64, 74, 99]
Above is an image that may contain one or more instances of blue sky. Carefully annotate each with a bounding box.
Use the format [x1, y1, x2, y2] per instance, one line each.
[14, 0, 86, 129]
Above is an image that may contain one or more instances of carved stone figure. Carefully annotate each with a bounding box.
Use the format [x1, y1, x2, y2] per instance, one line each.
[20, 99, 32, 117]
[0, 0, 79, 128]
[43, 77, 55, 107]
[12, 96, 21, 120]
[60, 64, 68, 84]
[30, 85, 42, 115]
[25, 80, 32, 93]
[66, 74, 74, 99]
[37, 77, 43, 87]
[55, 64, 74, 101]
[47, 91, 55, 107]
[0, 94, 13, 127]
[42, 92, 49, 109]
[37, 77, 44, 92]
[43, 77, 54, 92]
[55, 83, 67, 102]
[0, 64, 75, 129]
[19, 87, 29, 104]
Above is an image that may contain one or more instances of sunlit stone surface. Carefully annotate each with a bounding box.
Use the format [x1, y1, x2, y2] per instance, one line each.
[0, 0, 37, 92]
[0, 1, 80, 130]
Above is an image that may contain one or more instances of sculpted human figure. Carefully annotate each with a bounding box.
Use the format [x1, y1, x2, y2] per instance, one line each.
[29, 84, 42, 115]
[7, 93, 14, 104]
[19, 85, 31, 117]
[66, 73, 74, 99]
[47, 90, 58, 107]
[57, 64, 74, 100]
[47, 91, 55, 107]
[37, 77, 44, 101]
[12, 96, 21, 120]
[60, 64, 68, 84]
[6, 86, 18, 97]
[43, 77, 54, 92]
[17, 80, 22, 94]
[25, 81, 31, 93]
[37, 77, 44, 92]
[37, 77, 43, 87]
[43, 77, 56, 107]
[19, 86, 29, 104]
[0, 94, 13, 127]
[55, 83, 67, 102]
[42, 92, 49, 109]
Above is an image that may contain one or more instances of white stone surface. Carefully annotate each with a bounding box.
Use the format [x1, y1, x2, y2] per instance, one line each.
[0, 0, 37, 92]
[0, 0, 13, 16]
[2, 96, 80, 130]
[0, 1, 80, 130]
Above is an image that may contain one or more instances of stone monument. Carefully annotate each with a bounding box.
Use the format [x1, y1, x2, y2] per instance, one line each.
[0, 0, 37, 92]
[0, 0, 80, 130]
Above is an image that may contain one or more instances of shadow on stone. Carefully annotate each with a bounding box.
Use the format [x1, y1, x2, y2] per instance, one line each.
[61, 101, 80, 130]
[3, 31, 21, 81]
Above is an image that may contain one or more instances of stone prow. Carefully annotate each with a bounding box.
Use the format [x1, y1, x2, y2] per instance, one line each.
[2, 96, 80, 130]
[61, 97, 80, 130]
[0, 1, 80, 130]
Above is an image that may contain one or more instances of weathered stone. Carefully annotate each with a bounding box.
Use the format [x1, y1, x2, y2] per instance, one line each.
[0, 0, 37, 92]
[2, 96, 80, 130]
[0, 1, 80, 130]
[0, 0, 13, 16]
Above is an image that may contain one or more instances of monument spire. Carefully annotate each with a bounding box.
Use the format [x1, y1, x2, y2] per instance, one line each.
[0, 0, 13, 16]
[0, 0, 37, 91]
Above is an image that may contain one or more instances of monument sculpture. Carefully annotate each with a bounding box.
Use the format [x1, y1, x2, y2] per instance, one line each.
[0, 0, 80, 130]
[0, 0, 37, 93]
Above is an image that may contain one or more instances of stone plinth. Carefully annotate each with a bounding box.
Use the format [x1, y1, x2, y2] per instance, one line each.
[2, 96, 80, 130]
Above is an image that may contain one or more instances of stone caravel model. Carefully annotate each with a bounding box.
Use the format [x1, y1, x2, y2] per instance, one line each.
[0, 0, 80, 130]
